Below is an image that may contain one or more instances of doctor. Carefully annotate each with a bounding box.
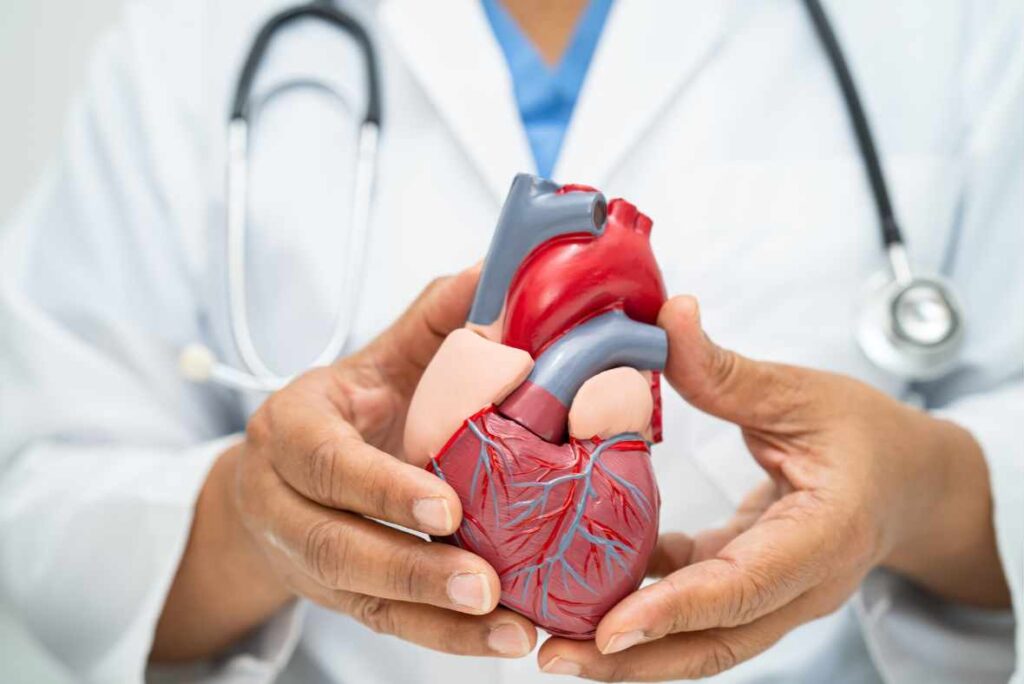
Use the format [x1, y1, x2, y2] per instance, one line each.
[0, 0, 1021, 682]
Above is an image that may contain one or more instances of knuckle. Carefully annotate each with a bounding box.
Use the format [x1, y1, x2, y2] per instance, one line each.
[307, 437, 342, 505]
[708, 344, 739, 391]
[660, 579, 694, 634]
[245, 402, 274, 447]
[731, 566, 775, 625]
[304, 518, 348, 587]
[362, 461, 393, 518]
[385, 545, 427, 600]
[435, 621, 472, 655]
[601, 661, 636, 683]
[696, 637, 740, 678]
[352, 595, 396, 635]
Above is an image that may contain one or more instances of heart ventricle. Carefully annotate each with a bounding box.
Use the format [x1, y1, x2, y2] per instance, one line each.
[429, 408, 659, 639]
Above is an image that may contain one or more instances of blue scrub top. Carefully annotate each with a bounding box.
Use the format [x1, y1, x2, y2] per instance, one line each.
[481, 0, 614, 178]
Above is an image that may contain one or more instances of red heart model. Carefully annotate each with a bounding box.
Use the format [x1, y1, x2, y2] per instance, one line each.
[411, 176, 667, 638]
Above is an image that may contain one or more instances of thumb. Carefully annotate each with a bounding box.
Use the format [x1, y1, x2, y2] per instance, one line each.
[358, 263, 482, 382]
[657, 296, 809, 428]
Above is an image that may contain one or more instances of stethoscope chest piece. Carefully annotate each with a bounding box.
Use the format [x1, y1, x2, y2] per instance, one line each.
[801, 0, 966, 381]
[857, 270, 964, 381]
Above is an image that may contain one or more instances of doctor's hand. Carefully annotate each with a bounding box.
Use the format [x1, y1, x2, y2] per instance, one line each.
[153, 266, 537, 663]
[537, 296, 1009, 681]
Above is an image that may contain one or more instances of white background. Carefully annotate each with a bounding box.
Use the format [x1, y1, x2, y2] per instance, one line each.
[0, 2, 124, 679]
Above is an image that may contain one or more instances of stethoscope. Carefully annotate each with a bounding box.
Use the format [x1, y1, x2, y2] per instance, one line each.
[801, 0, 964, 381]
[179, 0, 964, 394]
[180, 0, 382, 392]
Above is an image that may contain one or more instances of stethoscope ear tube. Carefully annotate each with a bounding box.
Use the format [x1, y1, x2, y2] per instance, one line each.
[216, 115, 380, 391]
[230, 2, 382, 126]
[802, 0, 901, 251]
[181, 1, 382, 393]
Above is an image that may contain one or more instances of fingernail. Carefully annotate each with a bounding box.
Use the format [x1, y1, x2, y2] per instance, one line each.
[448, 572, 491, 612]
[413, 497, 452, 533]
[542, 657, 582, 676]
[602, 629, 645, 654]
[488, 623, 531, 656]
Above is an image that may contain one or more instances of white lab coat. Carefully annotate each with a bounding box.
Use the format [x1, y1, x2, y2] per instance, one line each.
[0, 0, 1021, 682]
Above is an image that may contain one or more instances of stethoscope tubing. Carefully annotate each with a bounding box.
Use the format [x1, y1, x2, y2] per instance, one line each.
[224, 116, 379, 386]
[801, 0, 903, 251]
[205, 1, 382, 391]
[182, 0, 964, 393]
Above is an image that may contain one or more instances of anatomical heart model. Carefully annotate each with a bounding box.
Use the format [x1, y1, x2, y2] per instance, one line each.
[405, 174, 668, 638]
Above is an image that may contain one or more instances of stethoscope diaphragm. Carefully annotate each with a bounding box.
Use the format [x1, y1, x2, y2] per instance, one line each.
[857, 271, 964, 381]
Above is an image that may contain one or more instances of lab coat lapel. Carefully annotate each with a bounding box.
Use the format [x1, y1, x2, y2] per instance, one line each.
[555, 0, 739, 188]
[380, 0, 534, 203]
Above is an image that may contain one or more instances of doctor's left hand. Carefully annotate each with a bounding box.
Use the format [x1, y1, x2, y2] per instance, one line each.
[537, 296, 1009, 681]
[154, 265, 537, 662]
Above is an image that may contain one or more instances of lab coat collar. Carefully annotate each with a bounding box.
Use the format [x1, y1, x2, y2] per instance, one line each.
[380, 0, 535, 203]
[555, 0, 740, 188]
[380, 0, 739, 200]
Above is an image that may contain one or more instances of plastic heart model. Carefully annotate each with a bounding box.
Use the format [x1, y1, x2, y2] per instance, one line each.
[405, 174, 668, 638]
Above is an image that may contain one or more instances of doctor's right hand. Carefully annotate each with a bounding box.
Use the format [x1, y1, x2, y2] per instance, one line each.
[152, 265, 537, 663]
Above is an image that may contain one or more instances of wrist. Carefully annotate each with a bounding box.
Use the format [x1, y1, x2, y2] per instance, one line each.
[152, 443, 292, 662]
[881, 412, 959, 565]
[880, 412, 1009, 608]
[216, 443, 292, 604]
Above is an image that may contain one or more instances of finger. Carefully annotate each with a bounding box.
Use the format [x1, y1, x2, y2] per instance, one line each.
[538, 590, 824, 681]
[365, 263, 482, 385]
[263, 391, 462, 535]
[684, 480, 780, 564]
[646, 481, 779, 580]
[645, 532, 696, 578]
[298, 582, 536, 658]
[259, 472, 500, 614]
[595, 492, 836, 650]
[657, 296, 814, 429]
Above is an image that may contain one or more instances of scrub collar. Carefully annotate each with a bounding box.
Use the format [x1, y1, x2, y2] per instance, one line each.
[482, 0, 614, 178]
